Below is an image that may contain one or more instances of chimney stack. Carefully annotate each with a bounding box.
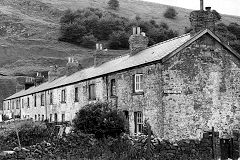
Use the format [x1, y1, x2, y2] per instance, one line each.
[66, 57, 81, 76]
[128, 26, 149, 55]
[48, 65, 59, 82]
[189, 0, 216, 34]
[35, 72, 45, 86]
[25, 77, 34, 90]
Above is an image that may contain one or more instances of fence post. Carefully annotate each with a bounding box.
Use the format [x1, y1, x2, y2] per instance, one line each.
[147, 123, 151, 159]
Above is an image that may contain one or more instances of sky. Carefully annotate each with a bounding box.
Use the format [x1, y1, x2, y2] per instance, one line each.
[143, 0, 240, 16]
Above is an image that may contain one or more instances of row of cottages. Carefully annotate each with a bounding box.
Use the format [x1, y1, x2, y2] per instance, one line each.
[3, 1, 240, 141]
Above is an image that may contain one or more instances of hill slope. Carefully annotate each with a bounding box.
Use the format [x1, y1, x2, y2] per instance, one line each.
[0, 0, 240, 110]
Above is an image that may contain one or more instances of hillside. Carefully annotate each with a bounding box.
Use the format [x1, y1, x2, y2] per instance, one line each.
[0, 0, 240, 109]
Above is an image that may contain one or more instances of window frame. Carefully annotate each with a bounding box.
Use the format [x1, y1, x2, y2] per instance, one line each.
[34, 94, 37, 107]
[61, 89, 66, 103]
[110, 79, 116, 96]
[41, 93, 44, 106]
[27, 97, 30, 108]
[49, 92, 53, 105]
[89, 84, 96, 100]
[134, 74, 144, 93]
[134, 111, 143, 134]
[62, 114, 65, 122]
[74, 87, 79, 102]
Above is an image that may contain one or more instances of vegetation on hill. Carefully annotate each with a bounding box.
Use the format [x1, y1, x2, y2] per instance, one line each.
[59, 8, 179, 49]
[164, 7, 178, 19]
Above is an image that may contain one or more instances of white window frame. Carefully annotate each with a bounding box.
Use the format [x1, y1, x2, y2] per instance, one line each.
[135, 74, 143, 92]
[61, 89, 66, 103]
[136, 112, 143, 133]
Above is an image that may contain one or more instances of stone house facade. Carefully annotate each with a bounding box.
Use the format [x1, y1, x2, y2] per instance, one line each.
[3, 1, 240, 143]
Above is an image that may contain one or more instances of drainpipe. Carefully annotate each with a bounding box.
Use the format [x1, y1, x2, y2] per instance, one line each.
[45, 91, 47, 121]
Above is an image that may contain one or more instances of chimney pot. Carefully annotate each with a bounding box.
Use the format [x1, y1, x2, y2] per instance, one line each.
[205, 7, 211, 11]
[99, 44, 103, 50]
[200, 0, 204, 10]
[96, 43, 99, 50]
[133, 27, 136, 35]
[137, 27, 141, 35]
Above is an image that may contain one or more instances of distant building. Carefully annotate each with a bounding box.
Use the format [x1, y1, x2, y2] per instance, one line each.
[2, 0, 240, 142]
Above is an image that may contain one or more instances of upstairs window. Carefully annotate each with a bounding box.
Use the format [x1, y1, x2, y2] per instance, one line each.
[34, 94, 37, 107]
[12, 101, 14, 109]
[61, 89, 66, 103]
[41, 93, 44, 106]
[50, 114, 52, 122]
[134, 111, 143, 134]
[16, 99, 19, 109]
[110, 79, 116, 96]
[8, 102, 10, 110]
[134, 74, 143, 92]
[89, 84, 96, 100]
[74, 87, 79, 102]
[50, 92, 53, 104]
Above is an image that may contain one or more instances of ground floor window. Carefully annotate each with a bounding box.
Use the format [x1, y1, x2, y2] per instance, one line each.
[62, 114, 65, 122]
[54, 113, 58, 122]
[38, 114, 40, 121]
[50, 114, 52, 122]
[42, 115, 44, 121]
[35, 115, 37, 121]
[134, 111, 143, 134]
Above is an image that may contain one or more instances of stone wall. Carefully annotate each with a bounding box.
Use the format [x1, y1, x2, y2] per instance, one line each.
[162, 34, 240, 141]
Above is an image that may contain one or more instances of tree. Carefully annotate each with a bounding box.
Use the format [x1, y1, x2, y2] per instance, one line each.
[108, 31, 130, 49]
[72, 102, 127, 139]
[164, 7, 178, 19]
[108, 0, 120, 10]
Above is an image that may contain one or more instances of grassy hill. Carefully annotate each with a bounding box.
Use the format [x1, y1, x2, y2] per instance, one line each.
[0, 0, 240, 109]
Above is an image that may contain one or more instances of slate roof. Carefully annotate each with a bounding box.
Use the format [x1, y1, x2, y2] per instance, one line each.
[6, 29, 232, 101]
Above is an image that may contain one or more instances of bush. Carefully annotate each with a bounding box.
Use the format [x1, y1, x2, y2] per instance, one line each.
[108, 0, 120, 10]
[164, 7, 178, 19]
[72, 102, 127, 139]
[108, 31, 130, 49]
[81, 34, 97, 48]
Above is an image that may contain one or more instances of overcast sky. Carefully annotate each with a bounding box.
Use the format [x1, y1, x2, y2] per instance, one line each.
[143, 0, 240, 16]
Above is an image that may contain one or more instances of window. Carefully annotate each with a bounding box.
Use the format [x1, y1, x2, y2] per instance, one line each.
[74, 87, 79, 102]
[50, 92, 53, 104]
[89, 84, 96, 100]
[8, 102, 10, 110]
[50, 114, 52, 122]
[27, 97, 30, 108]
[38, 114, 40, 121]
[134, 74, 143, 92]
[16, 99, 19, 109]
[41, 93, 44, 106]
[62, 114, 65, 122]
[61, 89, 66, 103]
[110, 79, 116, 96]
[12, 101, 14, 109]
[134, 112, 143, 134]
[34, 94, 37, 107]
[42, 115, 44, 121]
[35, 115, 37, 121]
[22, 99, 24, 108]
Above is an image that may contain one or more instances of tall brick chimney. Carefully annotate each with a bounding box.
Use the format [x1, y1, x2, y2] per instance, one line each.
[189, 0, 216, 34]
[48, 65, 59, 82]
[128, 27, 149, 55]
[66, 57, 81, 76]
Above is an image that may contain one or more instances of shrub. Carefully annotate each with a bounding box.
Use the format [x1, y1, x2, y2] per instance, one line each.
[81, 34, 97, 48]
[72, 102, 127, 139]
[108, 31, 130, 49]
[108, 0, 120, 10]
[164, 7, 178, 19]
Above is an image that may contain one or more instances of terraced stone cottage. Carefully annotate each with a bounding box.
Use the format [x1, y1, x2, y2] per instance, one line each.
[2, 0, 240, 150]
